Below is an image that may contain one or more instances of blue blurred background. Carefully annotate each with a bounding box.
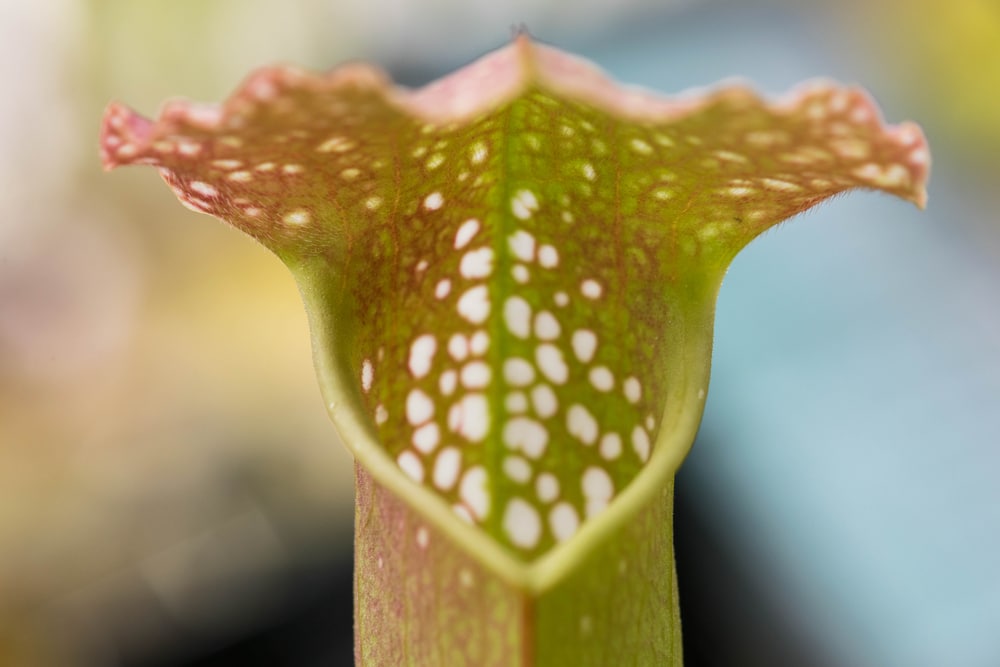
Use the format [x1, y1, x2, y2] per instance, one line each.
[2, 1, 998, 665]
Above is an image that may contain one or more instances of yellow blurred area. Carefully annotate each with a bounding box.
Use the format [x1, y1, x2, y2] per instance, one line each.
[841, 0, 1000, 159]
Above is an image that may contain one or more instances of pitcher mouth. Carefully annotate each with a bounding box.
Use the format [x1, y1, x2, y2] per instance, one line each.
[299, 258, 717, 591]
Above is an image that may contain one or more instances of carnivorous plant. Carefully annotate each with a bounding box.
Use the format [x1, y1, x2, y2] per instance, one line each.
[101, 36, 929, 666]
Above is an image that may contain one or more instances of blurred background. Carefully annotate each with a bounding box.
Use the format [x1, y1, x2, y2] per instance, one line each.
[2, 0, 998, 665]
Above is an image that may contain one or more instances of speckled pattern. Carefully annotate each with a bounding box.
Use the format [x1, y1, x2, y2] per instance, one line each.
[101, 42, 926, 555]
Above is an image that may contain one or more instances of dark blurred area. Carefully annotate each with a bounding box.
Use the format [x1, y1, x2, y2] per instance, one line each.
[3, 1, 998, 665]
[35, 457, 828, 667]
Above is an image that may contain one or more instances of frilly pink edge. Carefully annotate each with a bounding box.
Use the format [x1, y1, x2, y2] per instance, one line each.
[100, 34, 929, 208]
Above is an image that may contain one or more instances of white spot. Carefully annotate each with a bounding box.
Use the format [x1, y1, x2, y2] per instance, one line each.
[530, 384, 558, 419]
[374, 404, 388, 425]
[506, 391, 528, 413]
[450, 393, 489, 442]
[416, 526, 429, 549]
[415, 259, 429, 273]
[760, 177, 802, 192]
[632, 425, 651, 462]
[460, 247, 495, 279]
[457, 285, 490, 324]
[408, 334, 437, 379]
[561, 210, 574, 224]
[897, 124, 921, 146]
[435, 279, 452, 300]
[227, 171, 252, 182]
[623, 376, 642, 404]
[460, 361, 491, 389]
[536, 344, 569, 385]
[459, 466, 489, 520]
[317, 136, 354, 153]
[581, 163, 596, 180]
[698, 388, 706, 400]
[454, 218, 480, 249]
[503, 498, 542, 549]
[630, 138, 653, 155]
[113, 143, 139, 159]
[469, 331, 489, 356]
[503, 456, 532, 483]
[538, 244, 559, 268]
[533, 311, 561, 340]
[567, 404, 598, 445]
[406, 388, 434, 426]
[581, 466, 614, 518]
[412, 422, 440, 454]
[459, 568, 474, 587]
[511, 189, 539, 220]
[571, 329, 598, 363]
[361, 359, 374, 393]
[282, 163, 304, 175]
[426, 153, 445, 170]
[512, 264, 530, 283]
[536, 473, 559, 503]
[190, 181, 217, 198]
[439, 369, 458, 396]
[470, 141, 488, 164]
[503, 416, 549, 459]
[850, 105, 872, 123]
[646, 414, 655, 431]
[255, 161, 275, 172]
[397, 450, 424, 483]
[283, 209, 311, 225]
[549, 502, 580, 542]
[508, 230, 536, 262]
[589, 366, 614, 392]
[503, 358, 535, 387]
[856, 162, 909, 188]
[582, 466, 613, 500]
[503, 296, 532, 339]
[447, 334, 468, 362]
[580, 279, 603, 299]
[599, 432, 622, 460]
[554, 291, 569, 307]
[364, 196, 382, 211]
[340, 167, 360, 180]
[433, 447, 461, 491]
[715, 149, 748, 163]
[423, 191, 444, 210]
